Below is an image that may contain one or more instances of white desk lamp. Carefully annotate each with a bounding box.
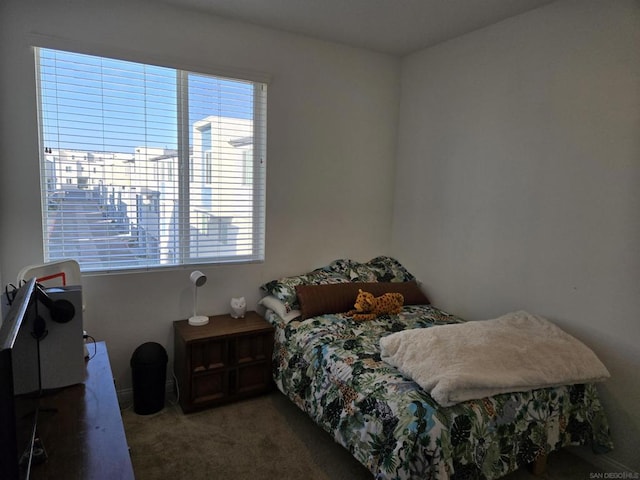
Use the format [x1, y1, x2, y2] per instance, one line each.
[188, 270, 209, 326]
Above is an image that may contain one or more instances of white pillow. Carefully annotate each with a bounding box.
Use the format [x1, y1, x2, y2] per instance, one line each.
[259, 295, 301, 323]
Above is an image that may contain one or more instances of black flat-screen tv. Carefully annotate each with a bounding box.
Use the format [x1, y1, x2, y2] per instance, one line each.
[0, 278, 41, 480]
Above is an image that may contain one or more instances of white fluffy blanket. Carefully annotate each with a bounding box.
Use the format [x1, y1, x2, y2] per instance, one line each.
[379, 311, 610, 407]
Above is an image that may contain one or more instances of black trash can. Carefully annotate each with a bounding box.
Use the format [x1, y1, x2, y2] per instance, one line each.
[130, 342, 168, 415]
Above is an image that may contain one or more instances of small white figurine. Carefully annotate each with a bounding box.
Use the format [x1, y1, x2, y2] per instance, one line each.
[230, 296, 246, 318]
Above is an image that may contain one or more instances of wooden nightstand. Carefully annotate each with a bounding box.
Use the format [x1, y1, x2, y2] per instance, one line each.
[173, 311, 274, 413]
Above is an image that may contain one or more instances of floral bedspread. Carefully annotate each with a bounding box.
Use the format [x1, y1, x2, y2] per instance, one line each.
[266, 305, 613, 480]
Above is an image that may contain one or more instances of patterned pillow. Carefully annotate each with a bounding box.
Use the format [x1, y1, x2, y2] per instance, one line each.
[260, 269, 349, 313]
[325, 256, 416, 283]
[366, 256, 415, 282]
[323, 258, 378, 282]
[261, 256, 415, 313]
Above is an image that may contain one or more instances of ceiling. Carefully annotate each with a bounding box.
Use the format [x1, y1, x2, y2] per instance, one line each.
[153, 0, 556, 55]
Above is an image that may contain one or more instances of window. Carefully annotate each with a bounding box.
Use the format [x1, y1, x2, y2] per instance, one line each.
[36, 48, 266, 272]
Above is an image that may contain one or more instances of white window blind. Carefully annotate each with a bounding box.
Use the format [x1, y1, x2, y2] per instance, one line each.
[36, 47, 266, 273]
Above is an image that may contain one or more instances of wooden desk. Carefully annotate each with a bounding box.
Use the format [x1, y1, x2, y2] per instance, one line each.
[31, 342, 134, 480]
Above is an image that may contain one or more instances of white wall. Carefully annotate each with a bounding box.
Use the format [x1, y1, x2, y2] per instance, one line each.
[0, 0, 399, 391]
[393, 0, 640, 472]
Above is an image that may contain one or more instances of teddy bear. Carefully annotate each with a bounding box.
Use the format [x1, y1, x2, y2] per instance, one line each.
[346, 289, 404, 321]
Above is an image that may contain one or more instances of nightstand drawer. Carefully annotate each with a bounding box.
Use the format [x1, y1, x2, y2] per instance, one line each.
[191, 370, 226, 404]
[235, 332, 272, 364]
[190, 339, 227, 372]
[236, 363, 271, 394]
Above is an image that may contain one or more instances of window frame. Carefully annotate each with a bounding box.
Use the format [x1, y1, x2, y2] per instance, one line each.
[33, 44, 268, 274]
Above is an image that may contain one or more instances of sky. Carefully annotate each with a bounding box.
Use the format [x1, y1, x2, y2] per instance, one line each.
[39, 48, 254, 154]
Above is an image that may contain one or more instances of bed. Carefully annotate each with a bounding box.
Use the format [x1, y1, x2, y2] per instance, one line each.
[259, 257, 613, 479]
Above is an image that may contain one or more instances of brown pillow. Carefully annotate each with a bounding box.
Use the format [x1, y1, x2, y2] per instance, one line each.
[295, 281, 429, 320]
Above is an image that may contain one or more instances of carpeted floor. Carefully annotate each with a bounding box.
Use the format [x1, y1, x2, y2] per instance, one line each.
[121, 391, 603, 480]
